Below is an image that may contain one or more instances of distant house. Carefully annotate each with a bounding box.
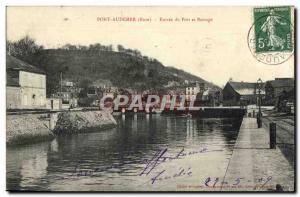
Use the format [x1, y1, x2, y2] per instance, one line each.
[46, 98, 62, 110]
[277, 89, 294, 113]
[195, 88, 221, 107]
[62, 80, 74, 87]
[164, 81, 181, 88]
[61, 80, 81, 94]
[186, 82, 205, 101]
[222, 81, 265, 106]
[6, 55, 46, 109]
[54, 79, 79, 108]
[265, 78, 294, 105]
[54, 91, 78, 108]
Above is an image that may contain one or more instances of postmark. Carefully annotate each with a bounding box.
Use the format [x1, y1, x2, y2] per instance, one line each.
[247, 6, 294, 65]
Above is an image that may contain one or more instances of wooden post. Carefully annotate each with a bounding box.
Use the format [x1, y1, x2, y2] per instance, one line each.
[257, 113, 262, 128]
[270, 122, 276, 149]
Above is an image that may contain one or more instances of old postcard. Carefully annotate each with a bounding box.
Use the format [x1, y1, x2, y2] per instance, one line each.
[6, 6, 295, 192]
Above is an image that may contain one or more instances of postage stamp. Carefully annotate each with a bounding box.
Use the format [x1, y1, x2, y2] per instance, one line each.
[254, 7, 292, 53]
[247, 6, 294, 65]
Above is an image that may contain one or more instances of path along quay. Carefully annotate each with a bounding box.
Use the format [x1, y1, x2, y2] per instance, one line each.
[221, 116, 294, 192]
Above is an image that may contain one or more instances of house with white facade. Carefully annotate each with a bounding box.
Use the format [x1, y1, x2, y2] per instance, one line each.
[6, 55, 46, 109]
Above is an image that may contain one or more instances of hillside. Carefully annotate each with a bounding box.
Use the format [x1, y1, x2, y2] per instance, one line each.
[29, 49, 220, 95]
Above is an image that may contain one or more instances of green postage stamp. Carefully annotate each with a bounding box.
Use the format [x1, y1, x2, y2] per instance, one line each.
[253, 7, 292, 53]
[248, 6, 294, 65]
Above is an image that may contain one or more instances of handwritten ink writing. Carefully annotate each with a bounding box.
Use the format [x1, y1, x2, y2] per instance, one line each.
[204, 177, 219, 187]
[150, 167, 192, 184]
[69, 147, 224, 178]
[140, 147, 223, 176]
[203, 176, 273, 188]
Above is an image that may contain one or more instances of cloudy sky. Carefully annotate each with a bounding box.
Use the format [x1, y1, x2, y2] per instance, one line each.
[7, 6, 294, 87]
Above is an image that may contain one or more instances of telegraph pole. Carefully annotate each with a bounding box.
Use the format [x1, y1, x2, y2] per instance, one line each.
[60, 72, 63, 98]
[257, 78, 263, 128]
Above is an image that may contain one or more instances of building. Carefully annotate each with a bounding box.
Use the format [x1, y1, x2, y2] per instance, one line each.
[222, 81, 265, 106]
[164, 80, 181, 88]
[60, 79, 81, 94]
[265, 78, 294, 105]
[61, 80, 74, 87]
[6, 55, 46, 109]
[186, 82, 205, 101]
[54, 78, 80, 108]
[46, 98, 62, 110]
[194, 88, 221, 107]
[277, 89, 294, 113]
[54, 91, 78, 108]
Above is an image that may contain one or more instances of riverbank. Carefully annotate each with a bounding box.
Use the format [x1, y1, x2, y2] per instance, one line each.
[222, 117, 294, 192]
[6, 114, 54, 146]
[53, 110, 117, 135]
[6, 110, 117, 146]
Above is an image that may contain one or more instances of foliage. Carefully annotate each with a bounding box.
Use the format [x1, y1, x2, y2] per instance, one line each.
[7, 36, 220, 96]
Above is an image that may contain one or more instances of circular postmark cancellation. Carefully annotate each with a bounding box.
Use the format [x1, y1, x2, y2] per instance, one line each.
[247, 7, 294, 65]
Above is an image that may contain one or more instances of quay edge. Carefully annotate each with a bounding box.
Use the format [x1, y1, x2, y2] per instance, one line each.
[6, 110, 117, 146]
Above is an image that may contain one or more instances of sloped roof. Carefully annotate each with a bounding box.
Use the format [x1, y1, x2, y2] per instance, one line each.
[6, 54, 45, 74]
[7, 72, 19, 87]
[228, 81, 255, 96]
[228, 81, 265, 96]
[267, 78, 294, 88]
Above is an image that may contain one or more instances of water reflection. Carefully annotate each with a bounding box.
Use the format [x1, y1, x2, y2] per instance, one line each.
[7, 142, 50, 191]
[7, 114, 241, 191]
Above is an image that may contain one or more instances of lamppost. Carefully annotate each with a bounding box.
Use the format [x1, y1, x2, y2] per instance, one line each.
[257, 78, 263, 128]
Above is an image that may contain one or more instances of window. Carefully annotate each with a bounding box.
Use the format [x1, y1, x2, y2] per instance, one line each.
[23, 94, 28, 106]
[40, 95, 43, 105]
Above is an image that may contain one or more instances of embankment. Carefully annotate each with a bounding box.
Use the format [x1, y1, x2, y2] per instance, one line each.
[7, 110, 117, 145]
[7, 114, 54, 146]
[53, 110, 117, 135]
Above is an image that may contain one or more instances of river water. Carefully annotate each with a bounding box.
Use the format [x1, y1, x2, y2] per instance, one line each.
[7, 114, 242, 191]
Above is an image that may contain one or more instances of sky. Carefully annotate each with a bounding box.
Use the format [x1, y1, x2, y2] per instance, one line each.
[6, 6, 294, 87]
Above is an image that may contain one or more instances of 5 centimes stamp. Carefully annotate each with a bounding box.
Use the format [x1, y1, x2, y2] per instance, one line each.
[247, 6, 294, 65]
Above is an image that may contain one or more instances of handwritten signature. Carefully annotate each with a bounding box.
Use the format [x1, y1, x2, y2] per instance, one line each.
[150, 167, 192, 184]
[139, 147, 223, 176]
[70, 147, 223, 177]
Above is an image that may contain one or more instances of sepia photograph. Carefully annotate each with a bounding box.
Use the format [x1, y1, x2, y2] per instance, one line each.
[5, 5, 295, 192]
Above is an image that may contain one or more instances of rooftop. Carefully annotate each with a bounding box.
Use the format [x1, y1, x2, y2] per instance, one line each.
[228, 81, 265, 95]
[6, 72, 19, 87]
[267, 78, 294, 88]
[6, 54, 45, 75]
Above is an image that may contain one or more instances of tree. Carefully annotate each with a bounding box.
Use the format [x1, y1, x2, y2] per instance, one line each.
[79, 78, 93, 89]
[133, 49, 142, 57]
[62, 44, 77, 50]
[6, 36, 43, 63]
[107, 44, 113, 51]
[89, 43, 102, 51]
[78, 45, 88, 50]
[117, 44, 125, 52]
